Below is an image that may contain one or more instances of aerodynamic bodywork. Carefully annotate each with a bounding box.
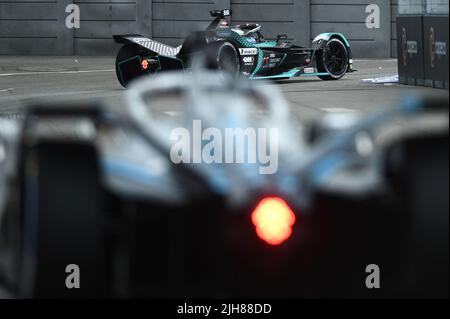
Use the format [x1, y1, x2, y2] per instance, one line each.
[0, 71, 448, 298]
[113, 9, 354, 86]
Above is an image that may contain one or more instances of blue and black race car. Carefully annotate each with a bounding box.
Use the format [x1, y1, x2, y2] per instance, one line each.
[113, 9, 354, 87]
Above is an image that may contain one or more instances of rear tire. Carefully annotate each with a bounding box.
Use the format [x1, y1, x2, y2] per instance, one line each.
[317, 38, 349, 80]
[207, 42, 240, 79]
[16, 142, 108, 298]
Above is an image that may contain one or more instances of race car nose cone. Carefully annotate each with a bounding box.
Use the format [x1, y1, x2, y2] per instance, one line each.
[251, 197, 296, 245]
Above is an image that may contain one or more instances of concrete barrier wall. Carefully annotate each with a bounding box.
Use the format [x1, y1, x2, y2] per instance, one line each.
[72, 0, 152, 55]
[152, 0, 229, 47]
[0, 0, 403, 57]
[0, 0, 59, 55]
[310, 0, 392, 57]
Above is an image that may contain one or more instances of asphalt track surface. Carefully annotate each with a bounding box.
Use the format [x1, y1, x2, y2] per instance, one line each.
[0, 57, 447, 299]
[0, 57, 447, 125]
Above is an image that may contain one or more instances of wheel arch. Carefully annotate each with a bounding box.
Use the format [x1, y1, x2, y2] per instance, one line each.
[313, 32, 353, 72]
[313, 33, 351, 56]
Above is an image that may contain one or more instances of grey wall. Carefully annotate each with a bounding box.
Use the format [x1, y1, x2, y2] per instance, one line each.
[152, 0, 229, 46]
[310, 0, 391, 57]
[0, 0, 59, 55]
[1, 0, 401, 57]
[230, 0, 310, 46]
[73, 0, 150, 55]
[151, 0, 310, 47]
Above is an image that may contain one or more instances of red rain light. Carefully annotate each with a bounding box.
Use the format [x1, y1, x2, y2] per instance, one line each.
[141, 59, 149, 70]
[251, 197, 296, 245]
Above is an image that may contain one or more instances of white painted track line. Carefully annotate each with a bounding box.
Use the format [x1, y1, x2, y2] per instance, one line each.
[321, 108, 357, 113]
[0, 69, 114, 77]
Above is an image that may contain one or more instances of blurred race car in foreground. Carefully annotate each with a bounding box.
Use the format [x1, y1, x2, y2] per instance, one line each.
[0, 71, 448, 299]
[113, 9, 354, 86]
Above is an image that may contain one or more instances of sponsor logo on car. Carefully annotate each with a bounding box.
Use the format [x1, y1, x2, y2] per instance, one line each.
[270, 58, 281, 63]
[304, 67, 315, 74]
[243, 56, 254, 64]
[239, 48, 258, 55]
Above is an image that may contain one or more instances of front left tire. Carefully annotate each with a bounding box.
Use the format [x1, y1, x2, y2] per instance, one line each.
[317, 38, 349, 80]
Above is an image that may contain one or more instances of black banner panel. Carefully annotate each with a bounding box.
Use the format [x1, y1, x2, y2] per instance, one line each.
[423, 15, 449, 89]
[397, 16, 425, 86]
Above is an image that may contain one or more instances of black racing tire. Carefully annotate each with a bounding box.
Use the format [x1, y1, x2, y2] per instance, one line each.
[16, 142, 109, 298]
[115, 43, 144, 87]
[317, 38, 349, 81]
[207, 42, 240, 79]
[384, 135, 449, 297]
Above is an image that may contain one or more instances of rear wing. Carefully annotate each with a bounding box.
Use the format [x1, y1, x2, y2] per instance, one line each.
[113, 35, 182, 57]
